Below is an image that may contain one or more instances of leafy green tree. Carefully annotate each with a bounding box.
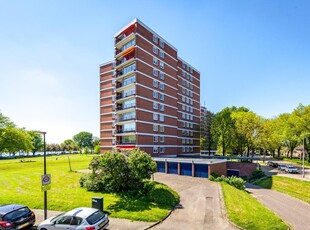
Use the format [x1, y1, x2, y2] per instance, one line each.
[28, 131, 43, 155]
[62, 139, 79, 152]
[94, 145, 100, 154]
[73, 132, 93, 150]
[281, 113, 299, 159]
[0, 112, 15, 128]
[0, 127, 33, 154]
[231, 111, 263, 157]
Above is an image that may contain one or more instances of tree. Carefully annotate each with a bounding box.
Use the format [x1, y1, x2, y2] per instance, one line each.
[0, 112, 15, 128]
[73, 132, 93, 150]
[0, 127, 33, 154]
[62, 139, 79, 152]
[201, 110, 217, 154]
[211, 106, 249, 155]
[231, 111, 263, 157]
[28, 131, 44, 155]
[94, 145, 100, 154]
[282, 113, 300, 159]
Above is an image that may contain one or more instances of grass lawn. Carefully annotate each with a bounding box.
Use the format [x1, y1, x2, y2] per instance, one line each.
[0, 154, 177, 222]
[282, 157, 310, 167]
[221, 182, 287, 230]
[254, 176, 310, 204]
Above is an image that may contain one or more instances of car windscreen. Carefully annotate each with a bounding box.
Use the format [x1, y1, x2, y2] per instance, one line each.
[3, 208, 30, 221]
[50, 213, 65, 222]
[86, 211, 105, 225]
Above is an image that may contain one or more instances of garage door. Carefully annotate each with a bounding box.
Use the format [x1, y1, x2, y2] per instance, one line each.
[180, 163, 192, 176]
[194, 164, 208, 178]
[227, 169, 239, 177]
[168, 162, 178, 174]
[156, 161, 165, 173]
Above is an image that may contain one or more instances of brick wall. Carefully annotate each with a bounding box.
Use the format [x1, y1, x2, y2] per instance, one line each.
[208, 162, 227, 176]
[227, 162, 258, 177]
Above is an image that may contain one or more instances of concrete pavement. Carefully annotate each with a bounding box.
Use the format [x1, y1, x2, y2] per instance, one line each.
[246, 183, 310, 230]
[153, 173, 235, 230]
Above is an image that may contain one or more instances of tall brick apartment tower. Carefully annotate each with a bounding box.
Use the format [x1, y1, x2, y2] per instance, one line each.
[100, 19, 200, 156]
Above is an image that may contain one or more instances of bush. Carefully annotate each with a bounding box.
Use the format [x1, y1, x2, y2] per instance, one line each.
[249, 170, 265, 182]
[210, 175, 245, 190]
[80, 149, 157, 194]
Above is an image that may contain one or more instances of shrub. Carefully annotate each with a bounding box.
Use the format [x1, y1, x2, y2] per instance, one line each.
[249, 169, 265, 182]
[81, 149, 157, 194]
[210, 175, 245, 190]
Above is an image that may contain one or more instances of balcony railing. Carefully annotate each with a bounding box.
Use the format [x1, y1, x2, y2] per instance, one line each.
[116, 92, 135, 100]
[116, 129, 136, 134]
[116, 104, 136, 111]
[115, 24, 136, 44]
[116, 141, 136, 145]
[116, 79, 136, 89]
[117, 115, 136, 122]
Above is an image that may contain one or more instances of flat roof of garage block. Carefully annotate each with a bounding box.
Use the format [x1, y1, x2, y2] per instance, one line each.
[153, 157, 227, 165]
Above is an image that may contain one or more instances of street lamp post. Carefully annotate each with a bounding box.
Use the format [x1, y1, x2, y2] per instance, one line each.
[36, 131, 47, 220]
[303, 137, 305, 178]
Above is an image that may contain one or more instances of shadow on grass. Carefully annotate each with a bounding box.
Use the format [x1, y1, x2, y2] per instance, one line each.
[107, 195, 154, 212]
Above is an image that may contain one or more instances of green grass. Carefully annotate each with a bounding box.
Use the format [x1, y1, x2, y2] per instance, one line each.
[255, 176, 310, 204]
[282, 157, 310, 167]
[0, 154, 177, 222]
[221, 182, 287, 230]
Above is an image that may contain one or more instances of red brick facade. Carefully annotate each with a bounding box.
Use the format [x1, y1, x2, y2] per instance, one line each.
[100, 19, 200, 156]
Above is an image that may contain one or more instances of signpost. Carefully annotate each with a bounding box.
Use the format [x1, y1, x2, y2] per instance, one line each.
[41, 174, 51, 191]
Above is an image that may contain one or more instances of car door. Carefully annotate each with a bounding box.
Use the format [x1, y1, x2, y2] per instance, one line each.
[53, 216, 73, 230]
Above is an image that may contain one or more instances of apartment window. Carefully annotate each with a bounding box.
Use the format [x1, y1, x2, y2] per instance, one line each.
[159, 50, 164, 58]
[182, 71, 185, 77]
[186, 65, 189, 71]
[160, 40, 164, 48]
[112, 104, 115, 111]
[182, 113, 185, 119]
[190, 76, 193, 81]
[153, 46, 158, 54]
[160, 114, 164, 122]
[112, 79, 115, 85]
[112, 139, 115, 145]
[182, 122, 185, 128]
[160, 147, 165, 153]
[153, 102, 158, 110]
[182, 63, 185, 68]
[182, 147, 185, 152]
[182, 96, 185, 102]
[190, 123, 193, 128]
[190, 84, 193, 89]
[159, 72, 164, 80]
[190, 68, 193, 74]
[153, 136, 158, 142]
[153, 80, 158, 88]
[190, 91, 193, 97]
[182, 105, 185, 110]
[159, 62, 164, 69]
[153, 124, 158, 131]
[190, 139, 193, 144]
[190, 146, 193, 152]
[153, 35, 158, 43]
[159, 104, 164, 111]
[160, 94, 164, 101]
[153, 58, 158, 66]
[153, 113, 158, 120]
[190, 107, 193, 113]
[112, 96, 115, 102]
[160, 125, 164, 132]
[112, 88, 115, 94]
[159, 83, 164, 90]
[182, 139, 185, 144]
[153, 91, 158, 99]
[186, 139, 190, 144]
[186, 81, 189, 87]
[182, 88, 186, 94]
[153, 69, 158, 77]
[160, 136, 164, 143]
[153, 147, 158, 154]
[190, 99, 193, 105]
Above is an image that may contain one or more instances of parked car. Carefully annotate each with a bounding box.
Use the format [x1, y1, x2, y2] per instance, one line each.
[267, 161, 279, 167]
[0, 204, 35, 230]
[285, 165, 298, 174]
[278, 164, 286, 171]
[38, 207, 109, 230]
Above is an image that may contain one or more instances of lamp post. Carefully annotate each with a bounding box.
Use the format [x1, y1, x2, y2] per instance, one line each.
[36, 131, 47, 220]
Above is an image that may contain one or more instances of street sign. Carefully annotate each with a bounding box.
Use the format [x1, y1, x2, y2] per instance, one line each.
[41, 174, 51, 185]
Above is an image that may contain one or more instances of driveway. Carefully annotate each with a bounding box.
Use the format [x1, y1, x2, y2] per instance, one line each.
[153, 173, 235, 230]
[246, 183, 310, 230]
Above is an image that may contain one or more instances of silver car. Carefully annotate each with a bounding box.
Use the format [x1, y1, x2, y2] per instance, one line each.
[38, 207, 109, 230]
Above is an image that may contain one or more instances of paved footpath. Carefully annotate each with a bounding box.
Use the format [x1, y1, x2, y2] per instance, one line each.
[246, 183, 310, 230]
[153, 173, 235, 230]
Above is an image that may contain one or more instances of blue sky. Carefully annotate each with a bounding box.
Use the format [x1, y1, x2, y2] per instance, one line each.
[0, 0, 309, 143]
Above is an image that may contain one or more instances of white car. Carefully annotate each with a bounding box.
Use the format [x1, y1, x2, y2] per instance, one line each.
[285, 165, 298, 174]
[38, 207, 109, 230]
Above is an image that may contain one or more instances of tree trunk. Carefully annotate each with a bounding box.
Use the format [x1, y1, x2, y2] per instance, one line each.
[272, 150, 275, 158]
[277, 146, 281, 158]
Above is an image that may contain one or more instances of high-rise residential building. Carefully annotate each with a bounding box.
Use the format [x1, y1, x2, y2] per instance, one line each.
[100, 19, 200, 156]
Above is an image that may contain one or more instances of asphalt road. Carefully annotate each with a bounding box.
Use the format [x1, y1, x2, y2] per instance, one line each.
[246, 183, 310, 230]
[153, 173, 235, 230]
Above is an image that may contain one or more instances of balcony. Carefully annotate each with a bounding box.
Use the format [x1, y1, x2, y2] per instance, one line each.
[116, 141, 136, 145]
[115, 46, 135, 60]
[116, 103, 136, 111]
[116, 78, 136, 90]
[117, 115, 136, 122]
[115, 92, 135, 102]
[116, 128, 136, 134]
[116, 63, 136, 79]
[115, 53, 135, 70]
[115, 24, 136, 47]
